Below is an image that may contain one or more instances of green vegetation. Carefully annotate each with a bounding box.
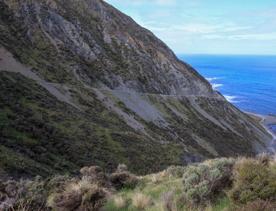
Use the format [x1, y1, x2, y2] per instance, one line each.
[104, 156, 276, 211]
[229, 155, 276, 204]
[182, 158, 235, 206]
[1, 155, 276, 210]
[0, 0, 270, 180]
[0, 72, 183, 176]
[0, 5, 274, 211]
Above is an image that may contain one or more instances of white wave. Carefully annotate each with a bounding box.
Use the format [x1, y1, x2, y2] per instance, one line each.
[206, 77, 223, 82]
[206, 77, 218, 82]
[224, 95, 239, 103]
[212, 83, 223, 90]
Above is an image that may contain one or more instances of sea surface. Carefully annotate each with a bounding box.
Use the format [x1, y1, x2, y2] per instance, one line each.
[179, 54, 276, 116]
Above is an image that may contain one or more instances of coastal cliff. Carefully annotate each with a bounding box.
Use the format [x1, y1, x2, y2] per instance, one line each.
[0, 0, 272, 177]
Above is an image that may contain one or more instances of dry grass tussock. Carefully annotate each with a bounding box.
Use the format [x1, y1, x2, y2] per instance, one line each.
[47, 177, 110, 211]
[132, 193, 152, 209]
[228, 154, 276, 204]
[113, 195, 126, 209]
[0, 164, 138, 211]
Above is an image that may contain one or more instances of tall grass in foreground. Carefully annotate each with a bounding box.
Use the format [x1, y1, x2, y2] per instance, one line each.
[1, 154, 276, 210]
[104, 154, 276, 211]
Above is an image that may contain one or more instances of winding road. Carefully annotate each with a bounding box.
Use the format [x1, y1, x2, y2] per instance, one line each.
[260, 115, 276, 154]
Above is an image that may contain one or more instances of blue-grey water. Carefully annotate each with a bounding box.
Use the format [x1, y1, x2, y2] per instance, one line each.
[179, 55, 276, 116]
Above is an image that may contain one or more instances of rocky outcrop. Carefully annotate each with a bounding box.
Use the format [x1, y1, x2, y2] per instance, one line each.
[0, 0, 272, 177]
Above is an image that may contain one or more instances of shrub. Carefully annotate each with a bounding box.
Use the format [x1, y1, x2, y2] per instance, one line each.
[109, 172, 138, 190]
[109, 164, 138, 190]
[0, 179, 22, 210]
[47, 177, 109, 211]
[132, 193, 152, 209]
[80, 166, 103, 177]
[80, 166, 109, 187]
[0, 176, 50, 211]
[16, 177, 48, 210]
[182, 158, 235, 205]
[228, 157, 276, 204]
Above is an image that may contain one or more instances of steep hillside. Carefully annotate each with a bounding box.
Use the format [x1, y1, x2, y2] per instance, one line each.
[0, 0, 272, 177]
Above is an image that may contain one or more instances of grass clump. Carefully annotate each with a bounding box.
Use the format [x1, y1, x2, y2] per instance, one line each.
[113, 195, 127, 209]
[161, 191, 177, 211]
[47, 165, 114, 211]
[132, 193, 152, 209]
[228, 155, 276, 204]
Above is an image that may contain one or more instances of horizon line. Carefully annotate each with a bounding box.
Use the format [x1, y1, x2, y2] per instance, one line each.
[176, 53, 276, 56]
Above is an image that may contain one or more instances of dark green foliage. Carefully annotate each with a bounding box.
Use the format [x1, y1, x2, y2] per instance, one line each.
[0, 72, 183, 177]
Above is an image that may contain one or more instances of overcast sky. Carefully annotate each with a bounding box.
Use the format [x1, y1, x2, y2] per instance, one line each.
[105, 0, 276, 55]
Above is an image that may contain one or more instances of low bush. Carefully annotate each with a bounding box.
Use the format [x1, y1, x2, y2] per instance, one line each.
[109, 164, 138, 190]
[228, 157, 276, 204]
[182, 158, 235, 206]
[80, 166, 109, 187]
[0, 176, 51, 210]
[0, 164, 139, 210]
[17, 177, 48, 210]
[47, 177, 110, 211]
[110, 172, 138, 190]
[0, 179, 23, 210]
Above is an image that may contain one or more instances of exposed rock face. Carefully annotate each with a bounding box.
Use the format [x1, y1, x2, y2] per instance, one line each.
[0, 0, 272, 177]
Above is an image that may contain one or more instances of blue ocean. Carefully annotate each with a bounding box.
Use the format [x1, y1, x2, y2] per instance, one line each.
[179, 55, 276, 116]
